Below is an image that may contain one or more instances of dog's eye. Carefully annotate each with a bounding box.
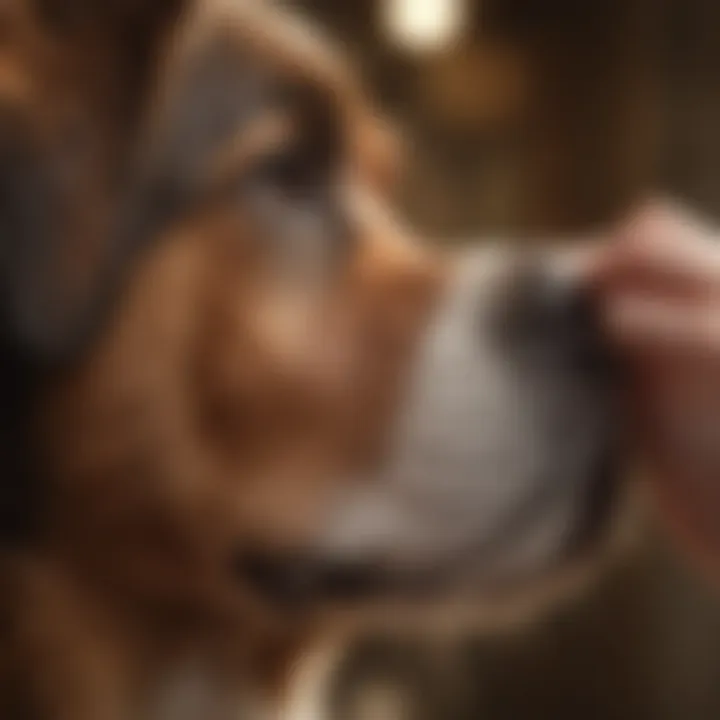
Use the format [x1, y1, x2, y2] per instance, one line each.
[249, 144, 322, 197]
[245, 124, 339, 200]
[243, 145, 350, 275]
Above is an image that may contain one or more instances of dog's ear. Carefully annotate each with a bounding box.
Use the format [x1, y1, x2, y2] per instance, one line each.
[0, 0, 188, 544]
[0, 0, 189, 366]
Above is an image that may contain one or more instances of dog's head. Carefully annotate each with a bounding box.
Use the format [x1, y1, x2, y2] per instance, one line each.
[2, 0, 619, 635]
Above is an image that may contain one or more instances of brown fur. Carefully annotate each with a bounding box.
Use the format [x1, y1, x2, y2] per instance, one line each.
[0, 1, 448, 716]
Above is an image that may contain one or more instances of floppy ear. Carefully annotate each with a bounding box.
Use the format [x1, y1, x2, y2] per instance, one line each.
[0, 108, 142, 367]
[0, 0, 187, 543]
[0, 0, 189, 366]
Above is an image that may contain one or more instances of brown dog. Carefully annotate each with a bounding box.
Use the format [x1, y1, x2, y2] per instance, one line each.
[0, 1, 620, 718]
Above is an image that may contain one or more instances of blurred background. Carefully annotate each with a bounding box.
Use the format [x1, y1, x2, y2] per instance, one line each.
[278, 0, 720, 718]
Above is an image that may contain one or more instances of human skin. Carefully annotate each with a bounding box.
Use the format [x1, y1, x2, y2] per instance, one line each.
[594, 200, 720, 575]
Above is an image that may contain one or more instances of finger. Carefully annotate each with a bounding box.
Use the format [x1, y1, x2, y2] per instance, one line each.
[608, 201, 720, 289]
[590, 199, 720, 301]
[603, 293, 720, 356]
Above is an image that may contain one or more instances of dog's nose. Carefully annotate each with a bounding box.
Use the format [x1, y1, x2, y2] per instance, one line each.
[548, 277, 608, 376]
[498, 259, 610, 375]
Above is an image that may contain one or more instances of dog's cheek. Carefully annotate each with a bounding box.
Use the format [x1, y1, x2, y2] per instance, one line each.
[353, 115, 405, 198]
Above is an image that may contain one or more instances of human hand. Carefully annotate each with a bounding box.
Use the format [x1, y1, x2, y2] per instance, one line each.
[595, 200, 720, 572]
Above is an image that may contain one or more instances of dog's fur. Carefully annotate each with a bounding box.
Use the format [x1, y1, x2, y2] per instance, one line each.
[0, 1, 618, 718]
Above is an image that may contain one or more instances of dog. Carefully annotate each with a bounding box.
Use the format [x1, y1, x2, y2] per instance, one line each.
[0, 1, 621, 717]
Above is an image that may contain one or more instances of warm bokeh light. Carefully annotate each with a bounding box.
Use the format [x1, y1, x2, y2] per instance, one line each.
[380, 0, 469, 53]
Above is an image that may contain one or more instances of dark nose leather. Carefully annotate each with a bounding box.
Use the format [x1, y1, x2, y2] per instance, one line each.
[540, 271, 604, 367]
[497, 261, 612, 377]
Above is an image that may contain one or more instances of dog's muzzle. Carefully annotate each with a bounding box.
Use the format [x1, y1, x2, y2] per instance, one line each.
[235, 246, 621, 608]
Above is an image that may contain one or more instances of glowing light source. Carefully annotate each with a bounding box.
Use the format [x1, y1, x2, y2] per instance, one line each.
[381, 0, 469, 54]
